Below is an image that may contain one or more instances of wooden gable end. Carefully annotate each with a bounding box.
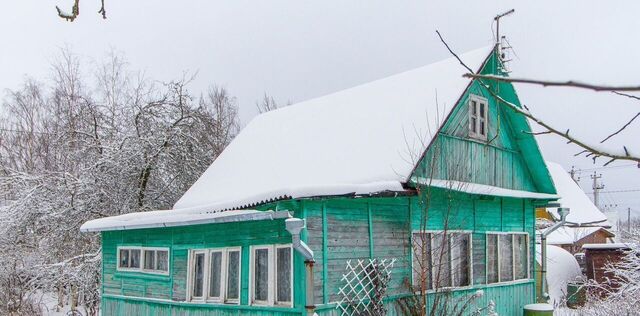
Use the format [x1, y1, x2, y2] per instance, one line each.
[412, 50, 556, 194]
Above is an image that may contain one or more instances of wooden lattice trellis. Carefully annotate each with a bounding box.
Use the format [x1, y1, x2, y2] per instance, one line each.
[336, 258, 396, 316]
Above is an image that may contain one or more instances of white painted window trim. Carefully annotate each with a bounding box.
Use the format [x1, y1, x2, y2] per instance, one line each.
[485, 232, 530, 285]
[186, 247, 242, 305]
[116, 246, 169, 275]
[249, 244, 293, 307]
[410, 230, 473, 291]
[468, 94, 489, 140]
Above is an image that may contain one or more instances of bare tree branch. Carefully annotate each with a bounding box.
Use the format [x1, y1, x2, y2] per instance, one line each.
[56, 0, 80, 22]
[600, 112, 640, 143]
[435, 30, 475, 74]
[464, 73, 640, 92]
[435, 32, 639, 164]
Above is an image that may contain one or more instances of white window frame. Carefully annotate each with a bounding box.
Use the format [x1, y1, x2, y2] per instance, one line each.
[186, 247, 242, 305]
[410, 230, 473, 291]
[485, 232, 530, 285]
[468, 94, 489, 140]
[116, 246, 169, 275]
[249, 244, 293, 307]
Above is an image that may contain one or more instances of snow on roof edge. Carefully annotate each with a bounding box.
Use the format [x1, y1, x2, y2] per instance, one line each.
[412, 177, 559, 200]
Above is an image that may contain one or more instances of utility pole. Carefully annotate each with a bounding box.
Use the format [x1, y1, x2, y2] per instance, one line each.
[591, 172, 604, 209]
[569, 166, 580, 184]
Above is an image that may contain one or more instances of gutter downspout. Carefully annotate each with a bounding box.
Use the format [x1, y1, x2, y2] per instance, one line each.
[285, 218, 316, 316]
[539, 207, 570, 302]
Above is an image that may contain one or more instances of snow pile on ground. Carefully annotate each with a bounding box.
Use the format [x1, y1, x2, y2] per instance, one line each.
[536, 244, 582, 306]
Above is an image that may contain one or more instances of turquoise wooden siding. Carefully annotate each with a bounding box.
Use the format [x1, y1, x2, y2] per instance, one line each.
[101, 216, 308, 316]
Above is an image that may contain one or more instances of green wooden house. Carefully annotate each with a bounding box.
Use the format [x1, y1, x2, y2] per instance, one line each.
[81, 46, 559, 315]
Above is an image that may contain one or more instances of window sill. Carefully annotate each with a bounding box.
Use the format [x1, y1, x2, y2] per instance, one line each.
[114, 270, 171, 281]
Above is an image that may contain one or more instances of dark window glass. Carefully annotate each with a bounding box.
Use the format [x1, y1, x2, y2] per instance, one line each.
[254, 248, 269, 301]
[480, 121, 485, 136]
[276, 247, 292, 303]
[499, 235, 514, 282]
[412, 233, 432, 290]
[487, 234, 499, 283]
[227, 250, 240, 300]
[144, 250, 155, 270]
[156, 250, 168, 271]
[480, 103, 485, 118]
[451, 234, 470, 287]
[130, 249, 141, 268]
[193, 253, 205, 297]
[431, 233, 451, 288]
[514, 234, 528, 280]
[209, 252, 222, 298]
[119, 249, 129, 268]
[471, 101, 477, 114]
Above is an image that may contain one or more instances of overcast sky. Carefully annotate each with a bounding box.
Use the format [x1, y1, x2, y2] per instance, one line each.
[2, 1, 639, 218]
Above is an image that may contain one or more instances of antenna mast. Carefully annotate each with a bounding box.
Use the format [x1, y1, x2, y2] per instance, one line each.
[494, 9, 515, 45]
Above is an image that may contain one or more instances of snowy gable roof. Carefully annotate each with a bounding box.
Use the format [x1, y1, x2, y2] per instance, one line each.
[546, 161, 609, 225]
[173, 46, 493, 211]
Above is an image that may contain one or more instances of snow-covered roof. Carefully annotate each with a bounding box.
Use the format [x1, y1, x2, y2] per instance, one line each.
[413, 178, 559, 200]
[80, 210, 291, 232]
[535, 244, 582, 306]
[582, 243, 632, 250]
[546, 226, 613, 245]
[546, 161, 609, 225]
[173, 46, 494, 211]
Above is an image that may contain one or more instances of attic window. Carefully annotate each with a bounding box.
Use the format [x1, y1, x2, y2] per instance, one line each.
[469, 95, 488, 140]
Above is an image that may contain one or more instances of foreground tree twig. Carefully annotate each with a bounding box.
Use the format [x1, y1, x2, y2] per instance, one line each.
[463, 73, 640, 92]
[435, 30, 640, 165]
[56, 0, 107, 21]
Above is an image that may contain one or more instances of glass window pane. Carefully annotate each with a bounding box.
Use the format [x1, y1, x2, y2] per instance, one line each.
[130, 249, 141, 269]
[276, 247, 292, 303]
[227, 250, 240, 300]
[451, 234, 470, 287]
[156, 250, 168, 271]
[144, 250, 155, 270]
[480, 103, 485, 118]
[499, 235, 514, 282]
[471, 118, 477, 134]
[209, 252, 222, 298]
[487, 234, 499, 283]
[431, 233, 451, 288]
[412, 233, 432, 290]
[514, 235, 528, 280]
[119, 249, 129, 268]
[254, 248, 269, 301]
[471, 101, 477, 115]
[480, 121, 485, 136]
[193, 253, 205, 298]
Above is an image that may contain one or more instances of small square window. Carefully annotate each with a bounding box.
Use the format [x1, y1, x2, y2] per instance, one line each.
[469, 95, 488, 140]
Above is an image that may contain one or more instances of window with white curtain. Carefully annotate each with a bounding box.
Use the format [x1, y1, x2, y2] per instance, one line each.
[188, 247, 241, 304]
[412, 231, 472, 290]
[486, 233, 529, 284]
[250, 244, 293, 306]
[469, 94, 489, 140]
[117, 247, 168, 274]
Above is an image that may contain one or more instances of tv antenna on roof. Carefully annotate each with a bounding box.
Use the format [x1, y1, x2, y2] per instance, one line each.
[494, 9, 515, 72]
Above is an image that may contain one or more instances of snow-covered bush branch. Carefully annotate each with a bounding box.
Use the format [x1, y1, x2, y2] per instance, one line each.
[0, 48, 239, 314]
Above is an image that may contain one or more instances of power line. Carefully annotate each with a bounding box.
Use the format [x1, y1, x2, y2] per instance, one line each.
[586, 188, 640, 194]
[577, 164, 638, 172]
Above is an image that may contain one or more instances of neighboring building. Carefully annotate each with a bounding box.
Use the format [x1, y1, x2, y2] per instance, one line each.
[582, 243, 632, 296]
[81, 46, 559, 315]
[539, 162, 614, 254]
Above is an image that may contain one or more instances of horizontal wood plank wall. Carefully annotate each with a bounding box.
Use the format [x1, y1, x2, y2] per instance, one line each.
[101, 215, 302, 315]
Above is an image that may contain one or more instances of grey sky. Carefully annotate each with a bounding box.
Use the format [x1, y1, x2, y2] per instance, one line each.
[2, 1, 638, 217]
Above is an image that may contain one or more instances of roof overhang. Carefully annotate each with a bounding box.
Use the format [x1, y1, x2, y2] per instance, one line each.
[80, 209, 291, 233]
[410, 177, 559, 200]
